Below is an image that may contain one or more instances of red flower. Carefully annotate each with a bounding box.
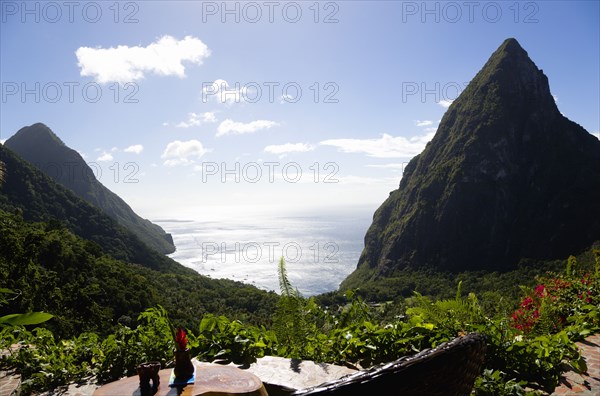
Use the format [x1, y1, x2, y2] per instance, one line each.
[535, 284, 546, 296]
[175, 327, 188, 351]
[521, 297, 534, 309]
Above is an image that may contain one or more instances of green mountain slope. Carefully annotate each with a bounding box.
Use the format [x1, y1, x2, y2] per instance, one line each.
[0, 209, 277, 337]
[0, 143, 184, 274]
[0, 145, 277, 336]
[342, 38, 600, 288]
[4, 123, 175, 254]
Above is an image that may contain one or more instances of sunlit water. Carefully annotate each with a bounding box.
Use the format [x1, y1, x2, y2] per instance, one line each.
[155, 206, 373, 296]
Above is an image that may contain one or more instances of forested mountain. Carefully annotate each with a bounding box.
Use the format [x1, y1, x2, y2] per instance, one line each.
[5, 123, 175, 254]
[0, 143, 181, 274]
[0, 144, 278, 336]
[343, 38, 600, 288]
[0, 209, 277, 337]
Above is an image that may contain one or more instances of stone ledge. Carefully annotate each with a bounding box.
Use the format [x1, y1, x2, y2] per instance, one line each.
[197, 356, 358, 393]
[0, 369, 21, 396]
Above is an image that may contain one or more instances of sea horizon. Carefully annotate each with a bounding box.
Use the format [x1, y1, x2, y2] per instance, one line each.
[155, 204, 375, 296]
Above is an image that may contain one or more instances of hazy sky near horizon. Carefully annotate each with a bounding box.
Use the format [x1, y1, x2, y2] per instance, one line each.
[1, 1, 599, 218]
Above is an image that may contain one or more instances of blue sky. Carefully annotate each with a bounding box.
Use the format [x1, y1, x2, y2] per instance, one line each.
[1, 0, 599, 219]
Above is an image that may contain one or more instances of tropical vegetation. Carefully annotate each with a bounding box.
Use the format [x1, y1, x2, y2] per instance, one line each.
[1, 144, 599, 395]
[1, 254, 598, 395]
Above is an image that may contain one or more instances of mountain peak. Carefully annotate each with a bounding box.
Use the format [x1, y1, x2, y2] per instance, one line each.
[5, 123, 176, 255]
[342, 39, 600, 287]
[454, 37, 556, 115]
[497, 37, 526, 54]
[11, 123, 66, 148]
[485, 37, 530, 66]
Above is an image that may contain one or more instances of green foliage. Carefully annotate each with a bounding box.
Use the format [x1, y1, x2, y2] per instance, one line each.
[273, 257, 316, 358]
[95, 307, 175, 382]
[1, 205, 598, 395]
[474, 369, 529, 396]
[2, 268, 598, 395]
[273, 296, 309, 358]
[4, 123, 176, 254]
[510, 273, 599, 336]
[470, 323, 588, 393]
[566, 255, 576, 276]
[277, 256, 300, 298]
[338, 260, 572, 310]
[0, 144, 180, 273]
[472, 271, 599, 394]
[0, 288, 53, 327]
[1, 327, 102, 393]
[0, 307, 176, 392]
[502, 331, 586, 391]
[406, 281, 486, 334]
[196, 292, 440, 368]
[400, 272, 599, 394]
[195, 314, 275, 365]
[0, 312, 54, 326]
[0, 209, 278, 337]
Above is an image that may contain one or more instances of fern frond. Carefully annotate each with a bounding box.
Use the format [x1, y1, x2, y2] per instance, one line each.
[408, 290, 485, 330]
[277, 256, 299, 298]
[456, 280, 463, 301]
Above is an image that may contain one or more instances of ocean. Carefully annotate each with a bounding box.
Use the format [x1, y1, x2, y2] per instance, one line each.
[155, 205, 373, 296]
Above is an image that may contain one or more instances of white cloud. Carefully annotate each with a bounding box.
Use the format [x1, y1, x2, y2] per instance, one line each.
[110, 147, 118, 152]
[264, 143, 314, 154]
[161, 139, 210, 166]
[202, 79, 249, 104]
[76, 35, 210, 84]
[97, 152, 113, 162]
[0, 139, 6, 145]
[76, 150, 87, 159]
[415, 120, 438, 134]
[438, 100, 453, 108]
[320, 132, 434, 158]
[593, 131, 600, 140]
[217, 119, 278, 137]
[175, 111, 218, 128]
[124, 144, 144, 154]
[415, 120, 433, 127]
[201, 112, 217, 123]
[366, 163, 409, 169]
[280, 94, 296, 104]
[552, 94, 559, 103]
[336, 175, 399, 185]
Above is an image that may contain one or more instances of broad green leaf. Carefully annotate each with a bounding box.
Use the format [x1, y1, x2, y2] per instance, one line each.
[0, 312, 53, 326]
[199, 315, 217, 333]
